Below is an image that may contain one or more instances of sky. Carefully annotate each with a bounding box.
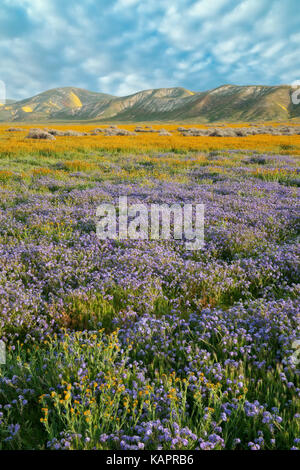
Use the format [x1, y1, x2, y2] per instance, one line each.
[0, 0, 299, 100]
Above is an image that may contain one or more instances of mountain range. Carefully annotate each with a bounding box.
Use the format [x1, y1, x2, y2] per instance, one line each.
[0, 85, 299, 123]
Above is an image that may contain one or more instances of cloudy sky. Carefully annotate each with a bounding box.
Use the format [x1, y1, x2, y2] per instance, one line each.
[0, 0, 299, 100]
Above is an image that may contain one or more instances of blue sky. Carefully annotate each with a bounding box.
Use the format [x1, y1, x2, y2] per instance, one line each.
[0, 0, 299, 100]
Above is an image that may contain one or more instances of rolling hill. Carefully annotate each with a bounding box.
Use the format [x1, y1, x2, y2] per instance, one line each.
[0, 85, 299, 123]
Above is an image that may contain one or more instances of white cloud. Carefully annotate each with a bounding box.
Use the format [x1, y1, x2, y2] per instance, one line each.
[114, 0, 140, 9]
[0, 0, 299, 98]
[189, 0, 229, 18]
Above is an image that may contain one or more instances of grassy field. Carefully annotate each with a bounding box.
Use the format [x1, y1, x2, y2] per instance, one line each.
[0, 124, 299, 450]
[1, 123, 300, 156]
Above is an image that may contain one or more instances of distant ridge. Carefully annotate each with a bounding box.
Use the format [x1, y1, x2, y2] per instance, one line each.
[0, 85, 299, 122]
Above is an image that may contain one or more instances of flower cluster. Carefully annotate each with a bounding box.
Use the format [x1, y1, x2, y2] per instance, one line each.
[0, 143, 299, 450]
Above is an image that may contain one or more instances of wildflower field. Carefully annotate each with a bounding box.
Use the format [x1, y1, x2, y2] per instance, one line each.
[0, 123, 299, 450]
